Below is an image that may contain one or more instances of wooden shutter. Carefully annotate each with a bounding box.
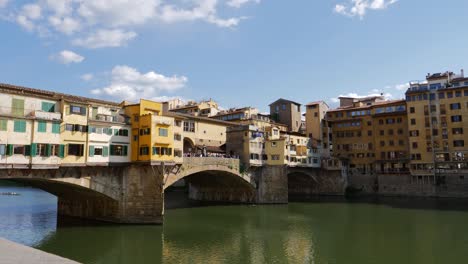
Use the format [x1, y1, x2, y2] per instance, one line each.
[24, 145, 31, 156]
[46, 144, 52, 157]
[6, 144, 13, 156]
[12, 99, 24, 117]
[30, 143, 37, 157]
[59, 144, 65, 158]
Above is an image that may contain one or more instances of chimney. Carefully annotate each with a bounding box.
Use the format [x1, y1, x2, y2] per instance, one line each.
[461, 69, 464, 78]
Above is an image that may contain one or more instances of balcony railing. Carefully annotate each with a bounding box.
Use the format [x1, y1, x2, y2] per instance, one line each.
[28, 110, 61, 121]
[90, 114, 129, 124]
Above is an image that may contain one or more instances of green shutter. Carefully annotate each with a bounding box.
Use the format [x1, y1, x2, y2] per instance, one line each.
[12, 99, 24, 117]
[103, 146, 109, 157]
[107, 128, 113, 135]
[123, 145, 128, 156]
[114, 129, 119, 136]
[46, 144, 52, 157]
[52, 123, 60, 134]
[37, 121, 47, 133]
[0, 119, 7, 131]
[41, 102, 55, 112]
[24, 145, 31, 156]
[59, 144, 65, 158]
[89, 145, 95, 157]
[30, 143, 37, 157]
[14, 120, 26, 133]
[6, 144, 13, 156]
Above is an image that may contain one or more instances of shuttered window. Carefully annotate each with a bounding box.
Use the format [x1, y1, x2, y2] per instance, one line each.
[37, 121, 47, 133]
[52, 123, 60, 134]
[41, 102, 55, 112]
[13, 120, 26, 133]
[89, 145, 95, 157]
[103, 146, 109, 157]
[12, 99, 24, 117]
[0, 119, 7, 131]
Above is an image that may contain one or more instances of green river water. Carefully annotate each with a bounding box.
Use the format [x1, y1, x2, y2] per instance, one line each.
[1, 182, 468, 264]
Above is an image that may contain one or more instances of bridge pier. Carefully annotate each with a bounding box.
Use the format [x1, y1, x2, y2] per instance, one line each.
[118, 165, 164, 224]
[254, 165, 289, 204]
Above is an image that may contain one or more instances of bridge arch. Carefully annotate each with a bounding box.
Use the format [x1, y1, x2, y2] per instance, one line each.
[164, 157, 256, 203]
[1, 167, 124, 222]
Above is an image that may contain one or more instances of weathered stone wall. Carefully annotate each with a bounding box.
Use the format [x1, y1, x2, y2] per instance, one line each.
[1, 165, 165, 224]
[288, 168, 344, 197]
[119, 165, 164, 224]
[348, 172, 468, 198]
[255, 165, 288, 203]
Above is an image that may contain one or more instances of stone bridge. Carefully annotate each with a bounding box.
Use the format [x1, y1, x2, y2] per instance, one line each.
[0, 157, 258, 224]
[0, 158, 345, 224]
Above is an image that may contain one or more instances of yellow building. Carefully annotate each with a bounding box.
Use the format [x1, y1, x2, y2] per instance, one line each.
[60, 100, 89, 166]
[305, 101, 329, 143]
[406, 71, 468, 184]
[326, 96, 409, 175]
[124, 99, 175, 164]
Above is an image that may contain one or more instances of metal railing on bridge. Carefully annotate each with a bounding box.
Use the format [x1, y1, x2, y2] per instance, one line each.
[182, 157, 240, 172]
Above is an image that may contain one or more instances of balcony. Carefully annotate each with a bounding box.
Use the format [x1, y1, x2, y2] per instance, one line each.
[28, 110, 61, 121]
[90, 114, 129, 124]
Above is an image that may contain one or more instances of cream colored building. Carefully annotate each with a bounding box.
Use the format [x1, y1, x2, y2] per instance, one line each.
[87, 104, 131, 166]
[0, 84, 62, 169]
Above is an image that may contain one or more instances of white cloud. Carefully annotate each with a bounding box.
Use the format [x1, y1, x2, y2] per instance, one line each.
[226, 0, 260, 9]
[48, 16, 81, 35]
[50, 50, 85, 64]
[90, 65, 188, 101]
[394, 83, 409, 91]
[330, 92, 393, 103]
[16, 15, 35, 31]
[15, 3, 42, 31]
[81, 73, 94, 81]
[77, 0, 159, 27]
[7, 0, 256, 48]
[72, 29, 137, 48]
[158, 0, 243, 28]
[334, 0, 398, 18]
[22, 3, 42, 19]
[151, 95, 188, 103]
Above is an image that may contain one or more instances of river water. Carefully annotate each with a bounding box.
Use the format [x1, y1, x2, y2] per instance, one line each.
[1, 181, 468, 264]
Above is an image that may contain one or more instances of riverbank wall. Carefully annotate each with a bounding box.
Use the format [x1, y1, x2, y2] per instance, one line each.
[348, 173, 468, 198]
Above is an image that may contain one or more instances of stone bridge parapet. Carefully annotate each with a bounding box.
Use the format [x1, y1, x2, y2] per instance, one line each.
[164, 157, 255, 190]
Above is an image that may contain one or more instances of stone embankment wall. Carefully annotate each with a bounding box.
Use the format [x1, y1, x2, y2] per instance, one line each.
[288, 168, 344, 197]
[348, 173, 468, 198]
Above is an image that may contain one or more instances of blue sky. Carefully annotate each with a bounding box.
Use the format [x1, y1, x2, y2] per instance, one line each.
[0, 0, 467, 111]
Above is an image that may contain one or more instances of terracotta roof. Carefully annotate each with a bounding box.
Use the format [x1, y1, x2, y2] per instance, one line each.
[0, 83, 120, 106]
[269, 98, 301, 106]
[170, 112, 238, 126]
[306, 100, 328, 107]
[327, 99, 405, 112]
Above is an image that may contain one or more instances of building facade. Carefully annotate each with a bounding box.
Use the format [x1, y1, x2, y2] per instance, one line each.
[269, 98, 302, 133]
[406, 71, 468, 184]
